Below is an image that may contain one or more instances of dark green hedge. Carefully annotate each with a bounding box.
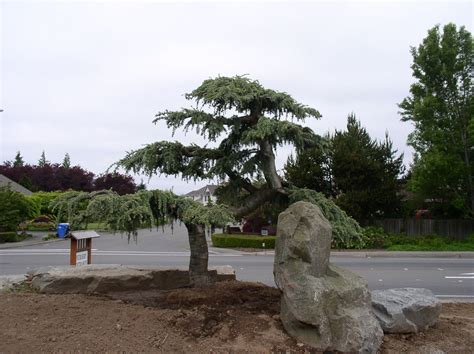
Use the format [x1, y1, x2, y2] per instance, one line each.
[0, 232, 31, 243]
[212, 233, 275, 249]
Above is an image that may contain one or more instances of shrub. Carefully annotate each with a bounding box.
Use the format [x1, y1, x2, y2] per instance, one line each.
[361, 226, 391, 249]
[0, 187, 36, 232]
[18, 215, 56, 231]
[25, 221, 55, 231]
[27, 191, 63, 216]
[212, 233, 275, 249]
[33, 215, 52, 223]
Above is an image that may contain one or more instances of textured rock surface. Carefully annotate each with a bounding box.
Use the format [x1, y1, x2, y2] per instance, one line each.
[372, 288, 442, 333]
[28, 265, 235, 294]
[274, 201, 383, 353]
[274, 201, 332, 281]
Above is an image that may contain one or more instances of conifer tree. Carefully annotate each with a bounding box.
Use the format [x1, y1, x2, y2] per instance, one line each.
[13, 151, 24, 167]
[38, 150, 48, 167]
[62, 153, 71, 169]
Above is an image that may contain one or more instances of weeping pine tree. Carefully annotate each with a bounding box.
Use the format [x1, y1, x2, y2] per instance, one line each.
[55, 76, 363, 286]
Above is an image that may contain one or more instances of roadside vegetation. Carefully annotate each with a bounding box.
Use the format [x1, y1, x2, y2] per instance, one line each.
[362, 227, 474, 251]
[212, 233, 276, 249]
[0, 23, 472, 254]
[212, 227, 474, 252]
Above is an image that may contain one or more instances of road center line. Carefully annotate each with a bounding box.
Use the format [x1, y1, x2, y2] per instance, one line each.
[444, 276, 474, 279]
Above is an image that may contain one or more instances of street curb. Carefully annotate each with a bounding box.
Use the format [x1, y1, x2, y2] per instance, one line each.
[0, 238, 67, 250]
[237, 250, 474, 258]
[331, 251, 474, 259]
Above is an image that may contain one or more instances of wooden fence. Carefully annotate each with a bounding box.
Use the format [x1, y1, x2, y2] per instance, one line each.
[373, 219, 474, 240]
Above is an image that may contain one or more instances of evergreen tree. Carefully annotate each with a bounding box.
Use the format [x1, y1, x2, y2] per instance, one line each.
[13, 152, 24, 167]
[284, 135, 333, 197]
[62, 153, 71, 169]
[331, 114, 404, 222]
[112, 76, 363, 283]
[38, 151, 48, 167]
[49, 77, 364, 286]
[286, 114, 404, 223]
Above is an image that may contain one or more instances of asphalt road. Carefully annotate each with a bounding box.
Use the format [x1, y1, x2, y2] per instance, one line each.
[0, 226, 473, 300]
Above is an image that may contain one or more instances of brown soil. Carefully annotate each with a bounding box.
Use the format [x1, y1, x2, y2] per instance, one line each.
[0, 281, 473, 353]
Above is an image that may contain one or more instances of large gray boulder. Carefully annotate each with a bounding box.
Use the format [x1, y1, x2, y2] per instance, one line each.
[371, 288, 442, 333]
[28, 265, 235, 294]
[274, 201, 383, 353]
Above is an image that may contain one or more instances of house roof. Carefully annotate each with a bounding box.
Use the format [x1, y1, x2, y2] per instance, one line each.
[184, 184, 218, 197]
[0, 174, 33, 195]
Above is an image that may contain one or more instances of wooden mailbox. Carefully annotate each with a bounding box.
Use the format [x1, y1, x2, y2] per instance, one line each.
[70, 231, 100, 266]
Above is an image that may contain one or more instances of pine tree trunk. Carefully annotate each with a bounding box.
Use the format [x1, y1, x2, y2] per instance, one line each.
[185, 223, 212, 287]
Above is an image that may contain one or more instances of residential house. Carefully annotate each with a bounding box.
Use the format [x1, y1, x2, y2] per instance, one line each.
[0, 174, 33, 195]
[184, 185, 218, 204]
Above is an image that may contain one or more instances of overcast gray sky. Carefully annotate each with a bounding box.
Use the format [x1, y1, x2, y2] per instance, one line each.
[1, 0, 472, 194]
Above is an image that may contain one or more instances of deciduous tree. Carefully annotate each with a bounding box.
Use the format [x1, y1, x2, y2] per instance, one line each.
[399, 23, 473, 217]
[94, 172, 137, 195]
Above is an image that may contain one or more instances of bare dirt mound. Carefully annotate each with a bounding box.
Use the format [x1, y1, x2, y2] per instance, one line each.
[381, 302, 474, 353]
[107, 281, 282, 341]
[0, 281, 473, 353]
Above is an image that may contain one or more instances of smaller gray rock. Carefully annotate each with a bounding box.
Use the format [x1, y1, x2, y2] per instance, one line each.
[371, 288, 442, 333]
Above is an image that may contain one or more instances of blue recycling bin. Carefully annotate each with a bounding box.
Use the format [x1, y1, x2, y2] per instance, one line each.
[57, 223, 70, 238]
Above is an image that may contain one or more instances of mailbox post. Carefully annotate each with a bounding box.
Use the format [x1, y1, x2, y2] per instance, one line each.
[70, 231, 100, 266]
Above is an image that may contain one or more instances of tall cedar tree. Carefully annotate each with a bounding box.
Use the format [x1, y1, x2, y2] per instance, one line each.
[399, 24, 473, 217]
[113, 76, 362, 284]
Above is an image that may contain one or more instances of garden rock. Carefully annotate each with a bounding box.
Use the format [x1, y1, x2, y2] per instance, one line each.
[28, 264, 235, 294]
[274, 201, 383, 353]
[371, 288, 442, 333]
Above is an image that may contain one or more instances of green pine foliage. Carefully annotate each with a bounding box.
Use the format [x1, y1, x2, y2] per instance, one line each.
[114, 76, 364, 249]
[50, 189, 234, 240]
[117, 75, 321, 186]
